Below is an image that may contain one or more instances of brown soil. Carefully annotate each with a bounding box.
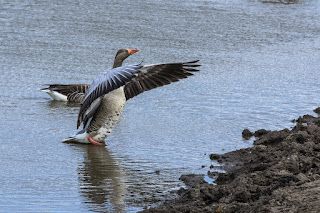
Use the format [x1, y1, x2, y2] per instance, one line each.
[141, 108, 320, 213]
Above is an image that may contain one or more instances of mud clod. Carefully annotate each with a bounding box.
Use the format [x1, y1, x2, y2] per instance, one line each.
[254, 129, 270, 137]
[314, 107, 320, 114]
[209, 154, 221, 160]
[242, 128, 270, 139]
[142, 109, 320, 213]
[241, 129, 253, 139]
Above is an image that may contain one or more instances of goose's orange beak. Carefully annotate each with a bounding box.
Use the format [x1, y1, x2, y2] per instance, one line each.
[128, 49, 139, 55]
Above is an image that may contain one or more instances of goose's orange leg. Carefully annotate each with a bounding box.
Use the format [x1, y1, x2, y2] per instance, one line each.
[88, 137, 105, 146]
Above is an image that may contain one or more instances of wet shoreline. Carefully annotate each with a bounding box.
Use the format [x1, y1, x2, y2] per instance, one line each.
[2, 1, 320, 211]
[143, 108, 320, 212]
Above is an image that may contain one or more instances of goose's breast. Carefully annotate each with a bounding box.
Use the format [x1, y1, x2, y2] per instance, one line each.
[90, 88, 126, 142]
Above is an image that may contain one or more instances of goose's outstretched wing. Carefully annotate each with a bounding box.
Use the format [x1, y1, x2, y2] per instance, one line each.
[77, 60, 201, 129]
[77, 64, 143, 128]
[124, 60, 200, 100]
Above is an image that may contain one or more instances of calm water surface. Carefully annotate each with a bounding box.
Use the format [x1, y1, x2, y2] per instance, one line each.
[1, 0, 320, 212]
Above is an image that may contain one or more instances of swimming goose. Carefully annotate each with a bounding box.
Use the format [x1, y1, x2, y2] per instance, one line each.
[62, 59, 200, 145]
[39, 49, 139, 102]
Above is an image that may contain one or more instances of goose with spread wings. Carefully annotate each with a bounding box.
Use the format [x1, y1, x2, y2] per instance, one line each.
[39, 49, 139, 102]
[62, 58, 200, 145]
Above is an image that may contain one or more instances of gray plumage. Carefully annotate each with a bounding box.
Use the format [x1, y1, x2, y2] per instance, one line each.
[39, 84, 89, 102]
[60, 49, 200, 144]
[77, 64, 143, 128]
[76, 60, 200, 134]
[123, 60, 200, 100]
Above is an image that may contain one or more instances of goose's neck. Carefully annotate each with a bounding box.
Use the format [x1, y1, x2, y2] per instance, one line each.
[113, 59, 123, 68]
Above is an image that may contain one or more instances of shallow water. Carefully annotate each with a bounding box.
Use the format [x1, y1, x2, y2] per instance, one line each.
[1, 0, 320, 212]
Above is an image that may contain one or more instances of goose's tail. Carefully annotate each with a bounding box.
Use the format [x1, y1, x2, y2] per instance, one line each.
[62, 130, 90, 144]
[38, 87, 68, 101]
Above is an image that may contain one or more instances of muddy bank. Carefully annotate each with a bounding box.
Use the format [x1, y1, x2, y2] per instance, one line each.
[142, 108, 320, 212]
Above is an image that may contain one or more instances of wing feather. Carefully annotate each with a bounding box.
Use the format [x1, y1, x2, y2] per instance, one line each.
[76, 60, 200, 128]
[77, 64, 142, 128]
[124, 60, 200, 100]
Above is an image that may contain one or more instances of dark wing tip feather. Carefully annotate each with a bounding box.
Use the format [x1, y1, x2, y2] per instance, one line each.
[183, 60, 201, 70]
[124, 60, 201, 100]
[184, 59, 200, 64]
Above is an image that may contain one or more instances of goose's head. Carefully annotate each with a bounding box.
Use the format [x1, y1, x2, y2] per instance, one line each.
[113, 48, 139, 68]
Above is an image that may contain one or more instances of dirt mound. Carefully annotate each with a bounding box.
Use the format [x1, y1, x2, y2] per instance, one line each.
[142, 111, 320, 212]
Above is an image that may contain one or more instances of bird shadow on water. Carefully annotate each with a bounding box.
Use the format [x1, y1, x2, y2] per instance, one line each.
[41, 100, 80, 117]
[47, 100, 80, 109]
[68, 144, 129, 213]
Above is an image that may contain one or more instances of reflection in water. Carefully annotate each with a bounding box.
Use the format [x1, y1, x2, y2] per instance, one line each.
[74, 145, 127, 212]
[44, 100, 80, 116]
[48, 100, 80, 108]
[46, 100, 80, 110]
[257, 0, 299, 4]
